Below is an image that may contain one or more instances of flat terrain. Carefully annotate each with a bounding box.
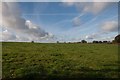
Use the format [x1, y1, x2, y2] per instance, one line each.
[2, 42, 119, 79]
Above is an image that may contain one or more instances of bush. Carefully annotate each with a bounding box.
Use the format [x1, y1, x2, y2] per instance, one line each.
[57, 41, 59, 43]
[103, 41, 108, 43]
[112, 34, 120, 43]
[31, 41, 34, 43]
[93, 41, 99, 43]
[115, 34, 120, 43]
[81, 40, 87, 43]
[98, 41, 102, 43]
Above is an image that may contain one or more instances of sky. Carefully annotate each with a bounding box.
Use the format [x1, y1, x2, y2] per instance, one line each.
[0, 0, 119, 42]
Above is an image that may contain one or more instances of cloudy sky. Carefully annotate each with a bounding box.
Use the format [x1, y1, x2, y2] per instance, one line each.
[0, 0, 119, 42]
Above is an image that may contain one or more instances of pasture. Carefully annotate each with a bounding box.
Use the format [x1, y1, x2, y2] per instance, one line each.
[2, 42, 119, 79]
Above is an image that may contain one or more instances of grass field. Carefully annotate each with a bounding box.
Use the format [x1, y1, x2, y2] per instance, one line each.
[2, 42, 119, 79]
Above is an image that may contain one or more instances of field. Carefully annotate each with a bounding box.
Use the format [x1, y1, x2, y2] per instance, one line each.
[2, 42, 119, 79]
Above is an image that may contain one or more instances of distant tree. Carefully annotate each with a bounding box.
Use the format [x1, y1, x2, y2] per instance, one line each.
[107, 41, 111, 44]
[98, 41, 102, 43]
[96, 41, 99, 43]
[112, 40, 116, 43]
[93, 41, 98, 43]
[57, 41, 59, 43]
[68, 42, 71, 44]
[81, 40, 87, 43]
[31, 41, 34, 43]
[115, 34, 120, 43]
[93, 41, 96, 43]
[64, 42, 66, 43]
[77, 42, 81, 43]
[103, 41, 108, 43]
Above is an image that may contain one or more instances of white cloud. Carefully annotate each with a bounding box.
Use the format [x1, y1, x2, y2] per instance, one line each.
[86, 34, 115, 41]
[83, 2, 109, 14]
[62, 0, 76, 6]
[101, 36, 115, 41]
[2, 29, 17, 41]
[2, 2, 25, 29]
[101, 21, 118, 32]
[62, 1, 112, 15]
[85, 33, 99, 40]
[1, 2, 53, 42]
[25, 20, 49, 37]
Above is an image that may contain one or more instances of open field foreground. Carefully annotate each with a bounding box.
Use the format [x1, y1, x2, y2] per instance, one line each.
[2, 42, 119, 79]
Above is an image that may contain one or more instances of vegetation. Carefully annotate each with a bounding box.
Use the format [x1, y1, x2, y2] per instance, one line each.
[57, 41, 59, 43]
[2, 42, 119, 79]
[81, 40, 87, 43]
[113, 34, 120, 43]
[31, 41, 34, 43]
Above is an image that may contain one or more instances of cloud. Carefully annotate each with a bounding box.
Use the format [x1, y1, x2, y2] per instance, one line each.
[72, 13, 84, 26]
[2, 29, 17, 41]
[62, 1, 112, 15]
[25, 20, 49, 37]
[2, 2, 26, 29]
[61, 0, 119, 2]
[85, 21, 118, 41]
[1, 2, 53, 42]
[72, 17, 81, 26]
[62, 0, 76, 6]
[85, 33, 115, 41]
[101, 21, 118, 32]
[82, 2, 109, 14]
[85, 33, 99, 40]
[100, 36, 115, 41]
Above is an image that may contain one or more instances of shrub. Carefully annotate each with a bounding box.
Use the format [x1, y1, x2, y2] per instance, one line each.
[31, 41, 34, 43]
[115, 34, 120, 43]
[81, 40, 87, 43]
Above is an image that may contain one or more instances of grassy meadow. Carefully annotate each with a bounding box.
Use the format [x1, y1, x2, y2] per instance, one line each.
[2, 42, 119, 79]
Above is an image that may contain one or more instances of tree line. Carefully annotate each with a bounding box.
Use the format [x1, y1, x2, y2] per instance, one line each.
[57, 34, 120, 44]
[31, 34, 120, 44]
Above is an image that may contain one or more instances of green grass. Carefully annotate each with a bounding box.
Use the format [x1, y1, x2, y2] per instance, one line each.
[2, 42, 119, 79]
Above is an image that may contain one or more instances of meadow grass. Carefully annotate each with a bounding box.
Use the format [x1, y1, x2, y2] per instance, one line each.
[2, 42, 119, 79]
